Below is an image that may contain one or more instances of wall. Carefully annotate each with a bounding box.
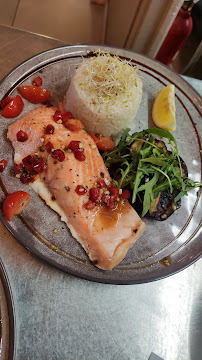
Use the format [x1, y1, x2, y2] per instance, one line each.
[0, 0, 183, 58]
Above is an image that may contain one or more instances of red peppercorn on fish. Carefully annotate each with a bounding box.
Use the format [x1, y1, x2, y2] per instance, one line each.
[7, 105, 145, 270]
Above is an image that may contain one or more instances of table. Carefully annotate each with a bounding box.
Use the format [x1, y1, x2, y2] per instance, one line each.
[0, 25, 202, 360]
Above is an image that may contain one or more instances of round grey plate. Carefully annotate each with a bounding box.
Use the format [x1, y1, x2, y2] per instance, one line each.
[0, 258, 16, 360]
[0, 45, 201, 284]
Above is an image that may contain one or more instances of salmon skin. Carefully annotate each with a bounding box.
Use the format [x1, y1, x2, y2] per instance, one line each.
[7, 105, 145, 270]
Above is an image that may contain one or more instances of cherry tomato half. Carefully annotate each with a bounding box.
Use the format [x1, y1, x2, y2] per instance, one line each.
[0, 96, 13, 109]
[2, 191, 31, 221]
[1, 95, 24, 118]
[120, 189, 131, 200]
[96, 137, 115, 151]
[97, 137, 115, 151]
[32, 76, 42, 87]
[89, 131, 100, 142]
[58, 102, 67, 115]
[0, 159, 8, 172]
[62, 111, 72, 122]
[17, 130, 28, 142]
[85, 201, 95, 210]
[18, 86, 51, 104]
[89, 132, 115, 151]
[64, 119, 83, 131]
[75, 185, 87, 195]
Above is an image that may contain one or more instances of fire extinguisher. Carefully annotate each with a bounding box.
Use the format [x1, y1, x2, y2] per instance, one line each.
[155, 0, 198, 66]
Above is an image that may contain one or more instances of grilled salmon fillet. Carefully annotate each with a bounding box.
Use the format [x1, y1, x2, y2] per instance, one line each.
[7, 105, 145, 270]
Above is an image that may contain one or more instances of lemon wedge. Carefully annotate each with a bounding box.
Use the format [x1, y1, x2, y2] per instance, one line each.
[152, 84, 176, 131]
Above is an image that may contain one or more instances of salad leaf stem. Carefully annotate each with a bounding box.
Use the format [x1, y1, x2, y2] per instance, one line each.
[119, 161, 133, 188]
[151, 165, 173, 193]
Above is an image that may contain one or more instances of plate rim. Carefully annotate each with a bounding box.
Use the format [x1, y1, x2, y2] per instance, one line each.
[0, 44, 201, 285]
[0, 257, 16, 359]
[1, 44, 202, 103]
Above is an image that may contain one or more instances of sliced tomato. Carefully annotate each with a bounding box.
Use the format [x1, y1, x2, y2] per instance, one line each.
[75, 185, 87, 195]
[96, 137, 115, 151]
[89, 188, 100, 202]
[17, 130, 28, 142]
[45, 141, 54, 153]
[85, 201, 95, 210]
[89, 132, 115, 151]
[51, 149, 65, 162]
[108, 186, 119, 197]
[64, 119, 83, 131]
[101, 193, 110, 204]
[0, 96, 13, 109]
[74, 150, 85, 161]
[62, 112, 73, 122]
[89, 131, 100, 142]
[67, 140, 83, 152]
[106, 197, 116, 209]
[0, 159, 8, 172]
[58, 102, 67, 115]
[1, 95, 24, 118]
[2, 191, 31, 221]
[53, 110, 63, 123]
[45, 124, 55, 134]
[97, 179, 106, 188]
[18, 86, 51, 104]
[120, 189, 131, 200]
[32, 76, 42, 87]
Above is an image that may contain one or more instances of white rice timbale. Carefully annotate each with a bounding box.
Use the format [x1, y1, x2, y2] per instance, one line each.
[64, 53, 143, 138]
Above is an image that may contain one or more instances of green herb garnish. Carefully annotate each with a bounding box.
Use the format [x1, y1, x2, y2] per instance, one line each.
[102, 128, 202, 217]
[39, 145, 45, 152]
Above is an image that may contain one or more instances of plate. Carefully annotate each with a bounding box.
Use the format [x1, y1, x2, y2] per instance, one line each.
[0, 45, 201, 284]
[0, 258, 16, 359]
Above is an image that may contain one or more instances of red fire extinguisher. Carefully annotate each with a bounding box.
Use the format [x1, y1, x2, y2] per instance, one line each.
[155, 0, 198, 66]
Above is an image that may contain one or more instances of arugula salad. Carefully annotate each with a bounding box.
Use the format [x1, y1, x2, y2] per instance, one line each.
[103, 128, 202, 220]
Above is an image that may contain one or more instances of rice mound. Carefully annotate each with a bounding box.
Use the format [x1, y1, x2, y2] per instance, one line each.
[64, 53, 143, 138]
